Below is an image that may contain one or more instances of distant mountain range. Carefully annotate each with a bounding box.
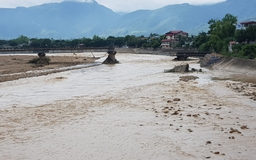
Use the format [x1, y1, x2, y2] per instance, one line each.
[0, 0, 256, 39]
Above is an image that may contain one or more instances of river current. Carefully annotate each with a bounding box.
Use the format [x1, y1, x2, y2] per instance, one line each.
[0, 53, 210, 109]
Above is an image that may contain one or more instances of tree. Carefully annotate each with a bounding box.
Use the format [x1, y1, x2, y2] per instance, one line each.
[208, 35, 226, 52]
[0, 39, 7, 46]
[8, 40, 18, 47]
[235, 29, 247, 43]
[29, 38, 41, 48]
[221, 13, 237, 39]
[52, 39, 68, 48]
[193, 32, 210, 51]
[14, 35, 29, 45]
[114, 37, 125, 47]
[242, 45, 256, 59]
[81, 38, 92, 47]
[136, 39, 147, 48]
[41, 38, 52, 48]
[245, 25, 256, 43]
[91, 35, 106, 47]
[126, 35, 138, 48]
[152, 41, 160, 49]
[176, 35, 187, 47]
[70, 39, 82, 47]
[198, 43, 211, 51]
[207, 14, 238, 52]
[29, 38, 52, 48]
[106, 36, 116, 46]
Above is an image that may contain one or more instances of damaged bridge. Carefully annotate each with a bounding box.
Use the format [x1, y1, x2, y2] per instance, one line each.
[0, 47, 114, 54]
[162, 49, 210, 60]
[0, 47, 119, 64]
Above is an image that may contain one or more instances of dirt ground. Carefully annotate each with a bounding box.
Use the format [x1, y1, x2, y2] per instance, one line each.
[0, 54, 96, 82]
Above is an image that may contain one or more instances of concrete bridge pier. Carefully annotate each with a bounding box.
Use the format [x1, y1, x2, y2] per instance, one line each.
[176, 55, 188, 60]
[102, 49, 119, 64]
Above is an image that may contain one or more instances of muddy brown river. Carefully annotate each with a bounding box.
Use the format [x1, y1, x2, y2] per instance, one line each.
[0, 53, 255, 160]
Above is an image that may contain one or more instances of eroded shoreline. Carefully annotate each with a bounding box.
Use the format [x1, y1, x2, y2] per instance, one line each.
[0, 54, 98, 82]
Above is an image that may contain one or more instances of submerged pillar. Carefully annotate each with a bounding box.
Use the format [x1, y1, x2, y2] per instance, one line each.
[102, 48, 119, 64]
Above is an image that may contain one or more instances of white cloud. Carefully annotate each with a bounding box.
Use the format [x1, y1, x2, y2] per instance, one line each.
[0, 0, 226, 12]
[64, 0, 94, 2]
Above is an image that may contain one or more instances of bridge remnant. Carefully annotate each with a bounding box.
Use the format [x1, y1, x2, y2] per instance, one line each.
[175, 51, 210, 60]
[160, 49, 210, 60]
[38, 52, 46, 58]
[102, 47, 119, 64]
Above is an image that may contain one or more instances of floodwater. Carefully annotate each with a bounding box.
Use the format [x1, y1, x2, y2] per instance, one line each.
[1, 53, 256, 160]
[0, 53, 209, 109]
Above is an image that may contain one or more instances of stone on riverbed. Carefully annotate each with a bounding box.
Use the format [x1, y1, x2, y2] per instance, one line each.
[179, 76, 199, 82]
[164, 64, 189, 73]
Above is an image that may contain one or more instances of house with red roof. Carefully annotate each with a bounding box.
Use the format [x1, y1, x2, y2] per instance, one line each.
[161, 30, 188, 49]
[240, 21, 256, 28]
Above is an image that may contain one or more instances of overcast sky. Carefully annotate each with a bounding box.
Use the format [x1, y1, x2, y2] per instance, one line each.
[0, 0, 226, 12]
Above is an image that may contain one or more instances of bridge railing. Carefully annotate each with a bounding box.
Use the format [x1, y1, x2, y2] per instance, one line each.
[176, 51, 210, 56]
[0, 47, 114, 54]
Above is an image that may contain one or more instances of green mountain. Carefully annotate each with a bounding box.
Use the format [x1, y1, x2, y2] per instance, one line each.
[107, 0, 256, 36]
[105, 3, 213, 36]
[0, 1, 120, 39]
[0, 0, 255, 39]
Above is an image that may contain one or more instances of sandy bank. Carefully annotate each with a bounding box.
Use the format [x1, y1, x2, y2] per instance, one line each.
[0, 54, 98, 82]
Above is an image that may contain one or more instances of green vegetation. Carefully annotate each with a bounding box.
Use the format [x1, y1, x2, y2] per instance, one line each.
[0, 34, 163, 50]
[192, 14, 256, 59]
[0, 14, 255, 59]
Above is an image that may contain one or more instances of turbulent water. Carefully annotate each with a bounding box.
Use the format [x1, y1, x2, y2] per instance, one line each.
[0, 53, 209, 109]
[2, 53, 256, 160]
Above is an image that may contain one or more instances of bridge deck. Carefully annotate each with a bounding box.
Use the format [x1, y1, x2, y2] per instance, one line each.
[0, 47, 114, 54]
[160, 49, 210, 60]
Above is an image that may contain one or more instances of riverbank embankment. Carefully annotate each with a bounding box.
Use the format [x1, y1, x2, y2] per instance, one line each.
[200, 53, 256, 84]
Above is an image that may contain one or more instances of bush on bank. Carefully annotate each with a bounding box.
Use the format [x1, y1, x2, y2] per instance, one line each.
[28, 57, 51, 67]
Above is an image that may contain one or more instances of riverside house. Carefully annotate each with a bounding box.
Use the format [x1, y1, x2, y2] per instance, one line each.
[160, 30, 188, 49]
[240, 20, 256, 28]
